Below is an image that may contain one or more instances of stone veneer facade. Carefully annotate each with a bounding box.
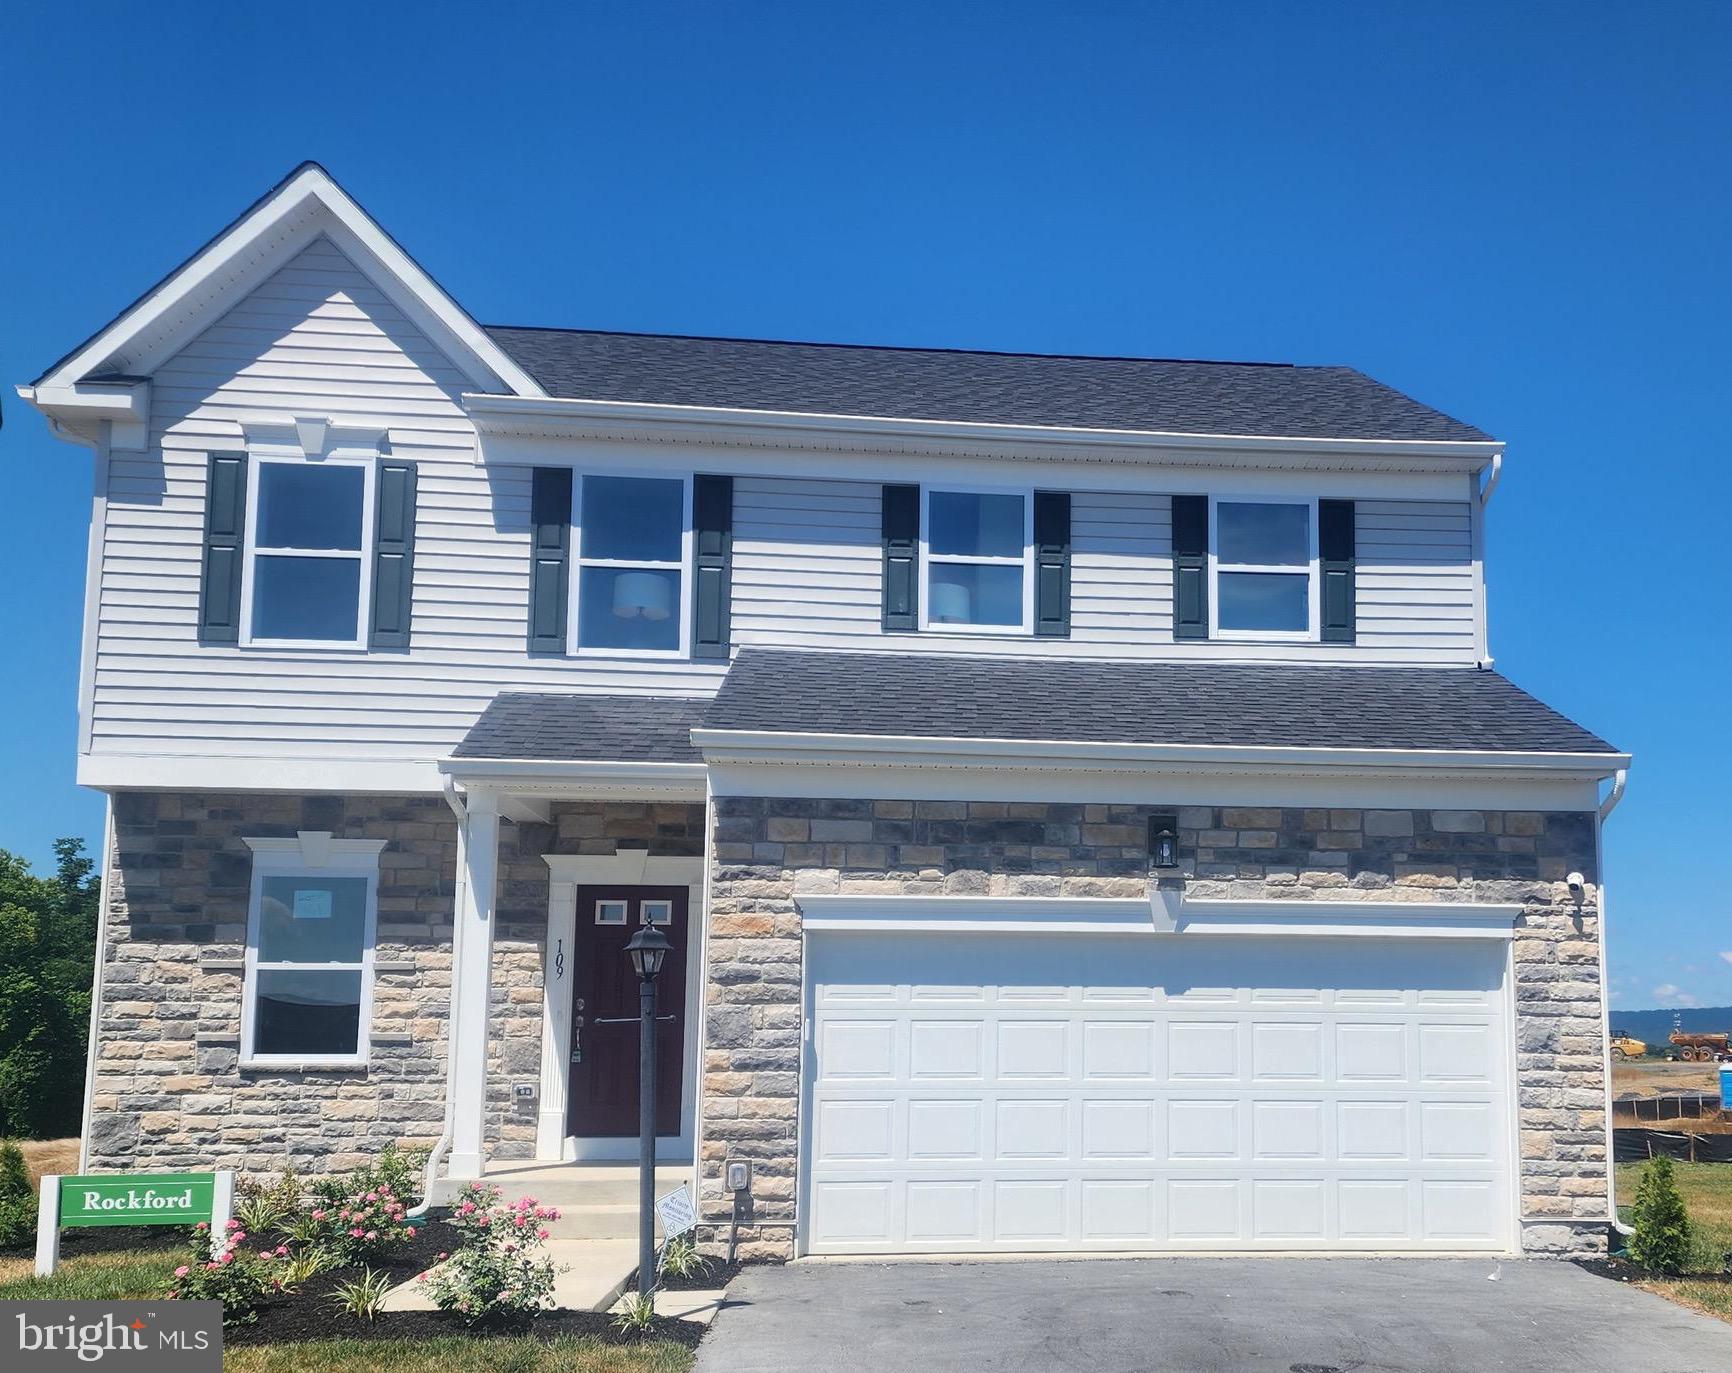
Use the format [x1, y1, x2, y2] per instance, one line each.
[90, 792, 703, 1176]
[699, 797, 1606, 1259]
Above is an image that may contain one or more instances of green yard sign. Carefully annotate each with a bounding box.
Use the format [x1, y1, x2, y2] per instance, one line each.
[36, 1169, 233, 1276]
[59, 1173, 217, 1227]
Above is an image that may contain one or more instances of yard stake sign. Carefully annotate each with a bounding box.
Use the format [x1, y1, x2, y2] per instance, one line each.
[34, 1172, 234, 1276]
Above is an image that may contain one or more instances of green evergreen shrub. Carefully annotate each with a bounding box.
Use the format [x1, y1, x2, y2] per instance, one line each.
[1627, 1154, 1693, 1274]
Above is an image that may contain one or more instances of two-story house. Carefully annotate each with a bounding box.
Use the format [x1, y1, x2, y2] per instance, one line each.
[21, 163, 1626, 1261]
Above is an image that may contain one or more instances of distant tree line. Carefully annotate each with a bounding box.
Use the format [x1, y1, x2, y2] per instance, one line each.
[0, 839, 98, 1138]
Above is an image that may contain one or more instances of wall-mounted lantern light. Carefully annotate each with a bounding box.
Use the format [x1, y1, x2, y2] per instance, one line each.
[1148, 813, 1179, 869]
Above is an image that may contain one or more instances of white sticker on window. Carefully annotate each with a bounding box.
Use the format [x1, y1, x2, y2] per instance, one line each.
[293, 888, 334, 920]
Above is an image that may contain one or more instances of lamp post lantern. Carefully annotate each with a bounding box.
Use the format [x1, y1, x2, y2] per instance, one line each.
[625, 924, 672, 1299]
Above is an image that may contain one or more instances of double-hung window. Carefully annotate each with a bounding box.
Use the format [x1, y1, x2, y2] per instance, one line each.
[920, 488, 1033, 632]
[1210, 497, 1317, 638]
[572, 474, 692, 654]
[244, 457, 375, 646]
[240, 837, 383, 1066]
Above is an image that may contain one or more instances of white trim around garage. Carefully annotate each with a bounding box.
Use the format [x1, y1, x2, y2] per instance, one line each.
[795, 893, 1524, 940]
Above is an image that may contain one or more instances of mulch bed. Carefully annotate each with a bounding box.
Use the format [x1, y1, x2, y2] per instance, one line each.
[628, 1256, 750, 1292]
[1575, 1256, 1732, 1287]
[228, 1214, 703, 1348]
[229, 1307, 704, 1349]
[3, 1225, 186, 1260]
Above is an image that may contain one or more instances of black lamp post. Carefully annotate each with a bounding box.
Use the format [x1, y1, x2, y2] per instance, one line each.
[625, 924, 672, 1298]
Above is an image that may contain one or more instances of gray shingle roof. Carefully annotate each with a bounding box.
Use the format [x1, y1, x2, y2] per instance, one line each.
[485, 327, 1492, 444]
[701, 650, 1619, 755]
[452, 693, 707, 763]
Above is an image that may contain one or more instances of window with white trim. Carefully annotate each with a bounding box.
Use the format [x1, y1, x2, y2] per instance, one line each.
[572, 474, 692, 654]
[920, 489, 1033, 632]
[241, 837, 383, 1065]
[1210, 497, 1317, 638]
[243, 456, 375, 646]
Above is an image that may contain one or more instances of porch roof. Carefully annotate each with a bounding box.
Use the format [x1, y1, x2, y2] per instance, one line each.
[452, 692, 707, 764]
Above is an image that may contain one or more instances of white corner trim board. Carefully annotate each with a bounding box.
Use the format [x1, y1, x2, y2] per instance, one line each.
[794, 891, 1523, 940]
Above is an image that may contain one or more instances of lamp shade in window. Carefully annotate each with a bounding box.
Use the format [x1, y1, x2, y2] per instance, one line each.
[929, 579, 972, 623]
[612, 570, 675, 621]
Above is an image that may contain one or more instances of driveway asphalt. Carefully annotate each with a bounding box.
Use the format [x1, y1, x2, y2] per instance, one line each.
[696, 1257, 1732, 1373]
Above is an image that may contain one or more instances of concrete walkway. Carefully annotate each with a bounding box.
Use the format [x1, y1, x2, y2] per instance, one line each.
[697, 1257, 1732, 1373]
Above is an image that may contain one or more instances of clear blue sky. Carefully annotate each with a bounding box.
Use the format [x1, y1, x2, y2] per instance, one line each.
[2, 3, 1727, 1009]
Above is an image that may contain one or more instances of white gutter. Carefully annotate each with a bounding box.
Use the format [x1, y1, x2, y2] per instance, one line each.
[412, 776, 469, 1217]
[438, 757, 707, 785]
[463, 391, 1504, 464]
[691, 727, 1630, 779]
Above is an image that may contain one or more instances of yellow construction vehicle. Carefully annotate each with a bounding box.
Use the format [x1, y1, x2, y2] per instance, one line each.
[1609, 1035, 1647, 1060]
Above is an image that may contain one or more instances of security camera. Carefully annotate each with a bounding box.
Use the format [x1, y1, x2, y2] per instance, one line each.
[1566, 872, 1586, 902]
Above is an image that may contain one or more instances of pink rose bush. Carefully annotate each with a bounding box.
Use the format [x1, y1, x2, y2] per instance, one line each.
[166, 1223, 289, 1325]
[420, 1184, 562, 1328]
[301, 1180, 417, 1262]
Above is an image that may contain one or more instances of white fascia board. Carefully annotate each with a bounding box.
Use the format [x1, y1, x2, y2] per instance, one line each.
[464, 392, 1501, 472]
[30, 164, 544, 401]
[439, 757, 709, 801]
[705, 759, 1605, 812]
[79, 752, 443, 794]
[690, 727, 1630, 781]
[797, 892, 1522, 939]
[16, 379, 151, 450]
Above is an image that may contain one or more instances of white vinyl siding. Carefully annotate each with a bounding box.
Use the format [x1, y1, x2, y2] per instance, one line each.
[86, 238, 1484, 767]
[91, 237, 727, 762]
[1354, 501, 1478, 658]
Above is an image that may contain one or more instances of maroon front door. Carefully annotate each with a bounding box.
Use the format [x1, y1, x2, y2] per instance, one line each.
[567, 886, 688, 1137]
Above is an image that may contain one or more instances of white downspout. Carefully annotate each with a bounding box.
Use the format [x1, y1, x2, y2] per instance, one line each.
[1594, 768, 1630, 1239]
[1473, 451, 1503, 669]
[412, 776, 469, 1216]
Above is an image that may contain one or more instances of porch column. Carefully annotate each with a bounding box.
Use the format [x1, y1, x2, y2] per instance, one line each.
[447, 788, 500, 1181]
[536, 875, 578, 1160]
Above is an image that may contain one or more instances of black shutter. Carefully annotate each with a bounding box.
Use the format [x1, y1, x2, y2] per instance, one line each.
[369, 460, 418, 649]
[1319, 498, 1356, 643]
[691, 474, 734, 659]
[881, 483, 919, 632]
[527, 468, 573, 654]
[1172, 494, 1209, 640]
[198, 452, 248, 644]
[1033, 491, 1071, 637]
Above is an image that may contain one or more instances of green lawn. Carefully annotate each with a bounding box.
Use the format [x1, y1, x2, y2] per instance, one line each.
[1614, 1160, 1732, 1321]
[0, 1245, 176, 1301]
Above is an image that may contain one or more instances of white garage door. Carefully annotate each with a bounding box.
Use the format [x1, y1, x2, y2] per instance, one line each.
[802, 932, 1513, 1254]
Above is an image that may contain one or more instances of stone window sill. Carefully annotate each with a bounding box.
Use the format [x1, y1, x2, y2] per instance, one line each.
[239, 1059, 371, 1074]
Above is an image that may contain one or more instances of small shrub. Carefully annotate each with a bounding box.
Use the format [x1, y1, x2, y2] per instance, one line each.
[167, 1220, 290, 1326]
[234, 1169, 302, 1235]
[419, 1192, 561, 1328]
[612, 1291, 658, 1335]
[1627, 1155, 1693, 1275]
[0, 1145, 34, 1250]
[311, 1143, 429, 1211]
[300, 1182, 418, 1263]
[659, 1234, 708, 1281]
[0, 1140, 30, 1201]
[329, 1267, 394, 1320]
[281, 1245, 341, 1286]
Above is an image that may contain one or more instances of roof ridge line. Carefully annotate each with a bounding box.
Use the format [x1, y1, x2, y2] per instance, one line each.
[483, 323, 1313, 370]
